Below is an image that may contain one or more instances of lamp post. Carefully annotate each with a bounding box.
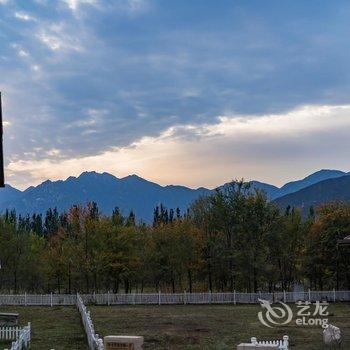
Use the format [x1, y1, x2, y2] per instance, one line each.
[0, 92, 4, 292]
[0, 92, 5, 187]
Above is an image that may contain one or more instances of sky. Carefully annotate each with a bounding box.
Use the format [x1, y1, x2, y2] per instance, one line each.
[1, 0, 350, 190]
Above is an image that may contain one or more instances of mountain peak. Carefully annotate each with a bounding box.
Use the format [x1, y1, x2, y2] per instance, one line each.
[124, 174, 141, 179]
[121, 174, 150, 183]
[77, 171, 118, 181]
[277, 169, 347, 198]
[42, 179, 52, 185]
[78, 171, 99, 178]
[303, 169, 346, 180]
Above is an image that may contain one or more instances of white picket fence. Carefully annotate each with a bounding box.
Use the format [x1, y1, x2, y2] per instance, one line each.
[251, 335, 289, 350]
[0, 293, 76, 306]
[0, 290, 348, 306]
[3, 323, 31, 350]
[76, 294, 104, 350]
[0, 326, 22, 341]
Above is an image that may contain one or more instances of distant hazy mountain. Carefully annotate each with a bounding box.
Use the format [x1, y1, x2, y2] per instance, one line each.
[276, 169, 346, 198]
[0, 169, 348, 222]
[244, 170, 347, 200]
[274, 175, 350, 214]
[0, 172, 210, 223]
[250, 181, 280, 199]
[0, 185, 22, 206]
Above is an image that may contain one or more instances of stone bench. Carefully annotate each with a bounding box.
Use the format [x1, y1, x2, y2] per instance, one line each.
[0, 312, 19, 327]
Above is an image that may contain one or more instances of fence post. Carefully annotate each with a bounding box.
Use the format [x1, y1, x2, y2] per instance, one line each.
[283, 290, 286, 303]
[107, 291, 110, 306]
[308, 289, 311, 301]
[158, 291, 161, 306]
[24, 292, 27, 306]
[234, 290, 236, 305]
[184, 291, 186, 305]
[333, 289, 336, 303]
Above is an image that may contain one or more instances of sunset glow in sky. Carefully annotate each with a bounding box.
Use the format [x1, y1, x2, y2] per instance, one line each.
[1, 0, 350, 189]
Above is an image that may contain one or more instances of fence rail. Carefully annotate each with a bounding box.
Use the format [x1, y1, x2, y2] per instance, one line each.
[0, 291, 349, 306]
[76, 294, 104, 350]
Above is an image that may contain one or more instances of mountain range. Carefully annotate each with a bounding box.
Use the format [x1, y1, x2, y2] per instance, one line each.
[0, 169, 349, 222]
[274, 174, 350, 214]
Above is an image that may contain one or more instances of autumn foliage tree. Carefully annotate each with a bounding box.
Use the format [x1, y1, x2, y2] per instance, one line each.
[0, 183, 348, 293]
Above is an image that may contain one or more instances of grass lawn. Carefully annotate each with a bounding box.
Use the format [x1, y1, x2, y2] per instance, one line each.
[90, 303, 350, 349]
[0, 306, 88, 350]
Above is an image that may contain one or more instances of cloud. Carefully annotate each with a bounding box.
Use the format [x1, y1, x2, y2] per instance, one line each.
[31, 64, 41, 72]
[36, 23, 84, 52]
[2, 1, 350, 189]
[14, 11, 37, 22]
[10, 43, 30, 58]
[63, 0, 98, 11]
[18, 49, 29, 57]
[46, 148, 61, 156]
[6, 104, 350, 189]
[124, 0, 148, 14]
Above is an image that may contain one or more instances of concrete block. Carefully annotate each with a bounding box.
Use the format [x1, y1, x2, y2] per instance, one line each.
[237, 344, 278, 350]
[104, 335, 144, 350]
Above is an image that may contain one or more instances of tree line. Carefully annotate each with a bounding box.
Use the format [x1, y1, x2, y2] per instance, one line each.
[0, 181, 349, 293]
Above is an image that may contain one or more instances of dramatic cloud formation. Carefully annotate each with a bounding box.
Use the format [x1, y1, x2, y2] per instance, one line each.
[1, 0, 350, 189]
[7, 104, 350, 189]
